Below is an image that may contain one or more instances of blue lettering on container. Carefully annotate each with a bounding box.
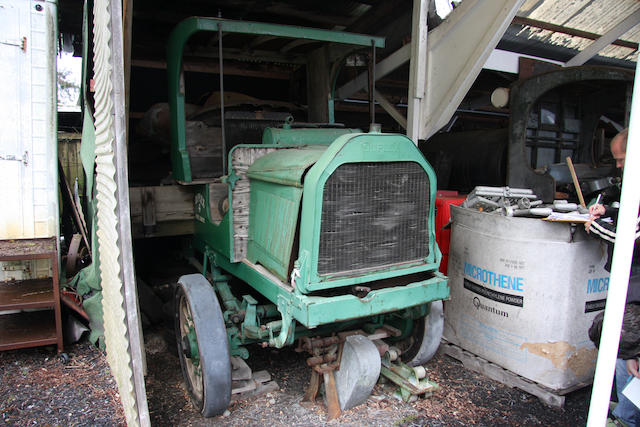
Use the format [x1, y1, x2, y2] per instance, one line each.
[464, 262, 524, 292]
[587, 277, 609, 294]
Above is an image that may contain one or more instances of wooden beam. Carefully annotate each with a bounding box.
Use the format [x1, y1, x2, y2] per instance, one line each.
[264, 4, 356, 28]
[132, 40, 308, 65]
[280, 39, 321, 53]
[247, 35, 279, 49]
[345, 0, 410, 34]
[131, 58, 292, 80]
[333, 101, 406, 116]
[307, 46, 331, 122]
[407, 0, 428, 143]
[409, 0, 524, 142]
[183, 46, 308, 65]
[512, 16, 639, 51]
[336, 43, 412, 99]
[374, 89, 407, 129]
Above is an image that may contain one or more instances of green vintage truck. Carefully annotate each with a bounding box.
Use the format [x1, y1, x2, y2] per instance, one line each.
[167, 17, 449, 417]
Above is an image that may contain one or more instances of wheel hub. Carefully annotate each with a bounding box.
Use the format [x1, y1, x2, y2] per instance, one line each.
[182, 326, 200, 366]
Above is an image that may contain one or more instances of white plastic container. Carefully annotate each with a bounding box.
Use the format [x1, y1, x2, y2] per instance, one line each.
[0, 0, 58, 279]
[443, 205, 609, 391]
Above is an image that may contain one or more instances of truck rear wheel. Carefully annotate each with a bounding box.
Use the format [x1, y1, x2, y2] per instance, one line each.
[397, 300, 444, 366]
[175, 274, 231, 417]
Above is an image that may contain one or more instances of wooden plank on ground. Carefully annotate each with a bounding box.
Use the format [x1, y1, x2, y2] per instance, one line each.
[441, 342, 572, 408]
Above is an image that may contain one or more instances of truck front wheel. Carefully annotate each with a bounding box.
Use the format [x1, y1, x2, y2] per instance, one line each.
[175, 273, 231, 417]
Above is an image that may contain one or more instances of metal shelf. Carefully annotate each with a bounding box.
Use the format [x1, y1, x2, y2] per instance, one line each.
[0, 238, 57, 260]
[0, 279, 56, 310]
[0, 311, 58, 351]
[0, 237, 62, 353]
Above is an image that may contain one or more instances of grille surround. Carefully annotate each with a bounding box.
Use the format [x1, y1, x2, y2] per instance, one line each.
[317, 162, 430, 276]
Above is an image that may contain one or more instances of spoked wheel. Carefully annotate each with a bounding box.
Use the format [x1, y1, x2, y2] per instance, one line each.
[395, 300, 444, 366]
[175, 273, 231, 417]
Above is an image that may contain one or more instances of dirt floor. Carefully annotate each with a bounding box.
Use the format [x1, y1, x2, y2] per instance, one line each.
[0, 342, 125, 426]
[1, 326, 591, 426]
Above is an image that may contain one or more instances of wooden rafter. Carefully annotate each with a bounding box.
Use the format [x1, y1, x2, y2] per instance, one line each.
[512, 16, 639, 51]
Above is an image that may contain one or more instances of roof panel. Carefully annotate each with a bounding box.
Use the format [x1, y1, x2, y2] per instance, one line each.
[514, 0, 640, 65]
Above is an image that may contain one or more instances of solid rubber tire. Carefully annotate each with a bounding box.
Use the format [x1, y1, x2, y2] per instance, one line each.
[175, 273, 231, 417]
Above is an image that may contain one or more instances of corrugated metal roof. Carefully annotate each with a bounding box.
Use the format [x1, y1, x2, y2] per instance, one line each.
[515, 0, 640, 63]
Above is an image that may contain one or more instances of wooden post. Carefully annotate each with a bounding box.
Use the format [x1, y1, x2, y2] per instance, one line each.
[306, 46, 330, 123]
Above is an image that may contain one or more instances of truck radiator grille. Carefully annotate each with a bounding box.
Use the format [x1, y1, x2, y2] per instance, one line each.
[318, 162, 430, 276]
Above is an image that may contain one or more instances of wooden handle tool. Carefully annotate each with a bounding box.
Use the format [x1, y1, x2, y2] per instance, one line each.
[566, 156, 586, 208]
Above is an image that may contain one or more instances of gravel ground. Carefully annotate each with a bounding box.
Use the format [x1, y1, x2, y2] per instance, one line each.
[0, 342, 125, 426]
[145, 327, 590, 426]
[1, 327, 590, 426]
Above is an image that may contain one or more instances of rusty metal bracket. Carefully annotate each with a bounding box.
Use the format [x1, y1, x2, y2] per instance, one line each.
[379, 355, 439, 402]
[323, 370, 341, 420]
[299, 335, 345, 420]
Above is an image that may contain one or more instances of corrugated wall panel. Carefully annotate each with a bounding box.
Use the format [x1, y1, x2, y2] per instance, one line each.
[92, 0, 150, 425]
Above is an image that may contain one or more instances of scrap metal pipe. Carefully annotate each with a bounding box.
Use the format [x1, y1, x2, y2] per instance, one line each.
[505, 207, 553, 217]
[553, 201, 579, 212]
[470, 187, 536, 199]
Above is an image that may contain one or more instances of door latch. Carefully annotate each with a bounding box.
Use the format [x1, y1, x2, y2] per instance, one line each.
[0, 151, 29, 166]
[0, 37, 27, 51]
